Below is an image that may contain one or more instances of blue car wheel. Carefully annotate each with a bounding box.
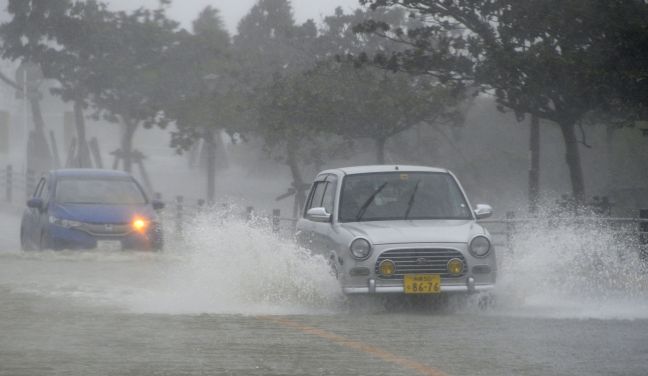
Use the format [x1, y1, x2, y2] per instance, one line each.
[38, 231, 48, 251]
[20, 227, 33, 251]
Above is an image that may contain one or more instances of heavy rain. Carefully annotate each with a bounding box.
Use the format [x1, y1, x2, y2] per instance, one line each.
[0, 1, 647, 375]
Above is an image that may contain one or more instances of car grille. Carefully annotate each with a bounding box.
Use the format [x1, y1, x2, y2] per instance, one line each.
[375, 248, 467, 279]
[79, 222, 131, 236]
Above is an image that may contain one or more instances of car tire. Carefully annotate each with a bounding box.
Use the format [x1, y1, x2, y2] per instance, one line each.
[38, 231, 48, 251]
[20, 227, 33, 251]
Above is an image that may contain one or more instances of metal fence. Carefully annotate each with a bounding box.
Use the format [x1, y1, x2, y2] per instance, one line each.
[479, 211, 648, 258]
[0, 165, 38, 205]
[3, 163, 646, 254]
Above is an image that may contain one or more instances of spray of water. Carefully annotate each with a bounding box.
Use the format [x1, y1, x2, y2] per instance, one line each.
[123, 209, 344, 315]
[492, 209, 648, 320]
[3, 205, 647, 319]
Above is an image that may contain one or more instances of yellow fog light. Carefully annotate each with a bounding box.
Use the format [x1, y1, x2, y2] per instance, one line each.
[379, 259, 396, 277]
[132, 217, 149, 233]
[447, 258, 464, 276]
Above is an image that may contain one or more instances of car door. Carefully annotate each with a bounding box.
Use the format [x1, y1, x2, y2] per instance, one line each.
[315, 174, 339, 254]
[24, 177, 46, 246]
[299, 174, 338, 255]
[297, 177, 327, 251]
[35, 176, 52, 241]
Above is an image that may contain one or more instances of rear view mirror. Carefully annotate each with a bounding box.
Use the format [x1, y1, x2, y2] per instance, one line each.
[27, 198, 44, 210]
[474, 204, 493, 219]
[306, 207, 331, 223]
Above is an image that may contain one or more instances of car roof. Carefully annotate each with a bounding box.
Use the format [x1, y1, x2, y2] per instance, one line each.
[319, 165, 449, 176]
[50, 169, 132, 179]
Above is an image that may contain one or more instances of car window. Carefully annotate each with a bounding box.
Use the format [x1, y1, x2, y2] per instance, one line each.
[306, 181, 327, 213]
[33, 178, 45, 198]
[321, 177, 337, 214]
[339, 172, 472, 222]
[54, 178, 147, 205]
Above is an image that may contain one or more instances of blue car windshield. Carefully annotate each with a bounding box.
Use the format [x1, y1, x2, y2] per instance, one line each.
[55, 178, 147, 205]
[339, 172, 472, 222]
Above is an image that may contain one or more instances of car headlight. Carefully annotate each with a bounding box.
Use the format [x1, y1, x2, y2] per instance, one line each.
[349, 238, 371, 260]
[49, 216, 82, 228]
[469, 236, 491, 257]
[131, 216, 150, 233]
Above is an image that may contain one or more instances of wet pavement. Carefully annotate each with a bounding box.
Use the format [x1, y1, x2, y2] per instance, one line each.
[1, 210, 648, 376]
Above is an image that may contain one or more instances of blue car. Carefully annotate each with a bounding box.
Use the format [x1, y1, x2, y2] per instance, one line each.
[20, 169, 164, 251]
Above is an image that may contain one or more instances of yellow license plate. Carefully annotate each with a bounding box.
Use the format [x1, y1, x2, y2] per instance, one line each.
[404, 274, 441, 294]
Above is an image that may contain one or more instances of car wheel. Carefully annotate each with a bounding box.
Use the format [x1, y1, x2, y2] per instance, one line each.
[38, 231, 48, 251]
[20, 228, 33, 251]
[328, 256, 339, 279]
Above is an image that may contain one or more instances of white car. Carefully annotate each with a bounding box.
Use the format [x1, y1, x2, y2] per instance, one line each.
[297, 165, 496, 295]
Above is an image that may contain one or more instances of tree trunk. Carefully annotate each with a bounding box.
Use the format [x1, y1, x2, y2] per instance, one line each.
[73, 101, 91, 168]
[605, 125, 616, 197]
[28, 96, 52, 173]
[286, 137, 306, 219]
[204, 128, 217, 204]
[559, 121, 586, 204]
[376, 137, 386, 164]
[121, 117, 138, 173]
[528, 115, 540, 214]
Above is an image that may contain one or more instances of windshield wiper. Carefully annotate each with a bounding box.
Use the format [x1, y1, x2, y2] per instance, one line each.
[404, 180, 420, 220]
[355, 182, 388, 221]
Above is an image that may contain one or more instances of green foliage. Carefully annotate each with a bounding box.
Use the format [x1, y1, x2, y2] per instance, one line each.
[359, 0, 648, 200]
[156, 7, 253, 153]
[254, 5, 462, 165]
[359, 0, 648, 124]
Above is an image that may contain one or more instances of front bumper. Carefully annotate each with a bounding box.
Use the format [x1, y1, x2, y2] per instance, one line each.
[337, 242, 497, 295]
[343, 277, 495, 294]
[47, 224, 162, 250]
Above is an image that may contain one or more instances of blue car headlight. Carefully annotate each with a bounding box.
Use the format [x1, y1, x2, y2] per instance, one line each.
[49, 216, 83, 228]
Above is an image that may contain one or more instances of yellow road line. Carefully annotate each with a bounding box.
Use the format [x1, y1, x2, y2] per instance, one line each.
[257, 316, 449, 376]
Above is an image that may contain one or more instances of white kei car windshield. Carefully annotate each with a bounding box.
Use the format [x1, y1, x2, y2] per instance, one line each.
[338, 172, 472, 222]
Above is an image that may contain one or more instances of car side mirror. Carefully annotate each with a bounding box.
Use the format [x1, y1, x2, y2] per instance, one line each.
[27, 198, 44, 210]
[152, 200, 165, 210]
[474, 204, 493, 220]
[306, 207, 331, 223]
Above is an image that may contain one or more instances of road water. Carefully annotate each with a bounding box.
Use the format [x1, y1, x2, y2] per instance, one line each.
[1, 209, 648, 375]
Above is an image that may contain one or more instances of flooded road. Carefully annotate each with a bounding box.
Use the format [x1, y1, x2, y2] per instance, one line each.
[1, 210, 648, 376]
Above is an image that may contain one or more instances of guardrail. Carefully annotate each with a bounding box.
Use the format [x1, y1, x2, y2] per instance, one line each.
[0, 165, 38, 205]
[3, 161, 645, 255]
[160, 199, 648, 258]
[479, 211, 648, 259]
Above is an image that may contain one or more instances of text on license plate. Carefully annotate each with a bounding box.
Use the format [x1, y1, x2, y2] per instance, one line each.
[96, 240, 122, 251]
[404, 274, 441, 294]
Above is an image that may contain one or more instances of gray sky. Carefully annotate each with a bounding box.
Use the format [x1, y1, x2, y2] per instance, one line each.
[108, 0, 362, 34]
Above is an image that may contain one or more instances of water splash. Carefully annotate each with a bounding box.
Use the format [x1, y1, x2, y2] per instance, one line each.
[491, 211, 648, 320]
[123, 209, 344, 315]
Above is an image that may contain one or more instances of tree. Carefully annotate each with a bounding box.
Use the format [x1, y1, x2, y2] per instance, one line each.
[87, 4, 179, 174]
[359, 0, 648, 203]
[308, 60, 460, 164]
[0, 0, 117, 169]
[234, 0, 321, 213]
[257, 72, 333, 216]
[0, 0, 68, 172]
[161, 6, 245, 203]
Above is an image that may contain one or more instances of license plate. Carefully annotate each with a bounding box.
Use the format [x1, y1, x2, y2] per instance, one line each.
[96, 240, 122, 251]
[404, 274, 441, 294]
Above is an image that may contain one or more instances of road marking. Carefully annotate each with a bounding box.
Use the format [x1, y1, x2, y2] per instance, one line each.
[257, 316, 449, 376]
